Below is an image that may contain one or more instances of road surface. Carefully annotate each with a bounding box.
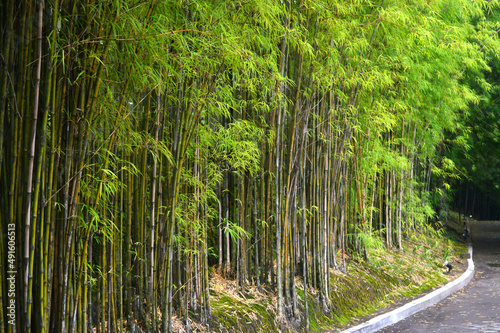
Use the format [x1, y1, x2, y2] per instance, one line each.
[379, 220, 500, 333]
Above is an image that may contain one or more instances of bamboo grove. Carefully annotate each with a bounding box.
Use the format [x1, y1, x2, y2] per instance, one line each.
[2, 0, 500, 332]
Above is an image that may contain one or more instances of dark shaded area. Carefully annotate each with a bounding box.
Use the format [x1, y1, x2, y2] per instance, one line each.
[452, 181, 500, 221]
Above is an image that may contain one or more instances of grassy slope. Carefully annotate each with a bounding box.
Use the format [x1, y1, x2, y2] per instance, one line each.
[181, 214, 468, 332]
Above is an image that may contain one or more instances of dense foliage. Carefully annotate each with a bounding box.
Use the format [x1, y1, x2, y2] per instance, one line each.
[1, 0, 499, 332]
[447, 8, 500, 220]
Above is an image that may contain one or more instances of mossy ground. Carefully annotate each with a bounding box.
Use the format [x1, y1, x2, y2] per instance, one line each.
[182, 215, 468, 332]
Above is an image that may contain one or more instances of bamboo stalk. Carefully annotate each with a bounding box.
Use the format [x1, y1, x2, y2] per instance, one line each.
[24, 2, 43, 330]
[148, 86, 162, 332]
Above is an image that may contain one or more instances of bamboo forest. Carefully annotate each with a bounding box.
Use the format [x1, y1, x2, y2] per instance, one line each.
[3, 0, 500, 332]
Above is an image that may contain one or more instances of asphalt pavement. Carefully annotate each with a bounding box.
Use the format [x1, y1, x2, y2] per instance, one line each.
[378, 220, 500, 333]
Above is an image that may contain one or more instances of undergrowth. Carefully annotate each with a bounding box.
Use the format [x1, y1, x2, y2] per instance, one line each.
[185, 217, 468, 332]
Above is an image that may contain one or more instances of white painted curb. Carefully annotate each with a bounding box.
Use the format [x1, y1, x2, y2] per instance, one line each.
[340, 244, 475, 333]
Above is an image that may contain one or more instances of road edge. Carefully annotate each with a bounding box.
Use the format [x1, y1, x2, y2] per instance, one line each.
[340, 243, 475, 333]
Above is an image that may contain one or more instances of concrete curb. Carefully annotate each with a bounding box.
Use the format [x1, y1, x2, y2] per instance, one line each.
[340, 244, 475, 333]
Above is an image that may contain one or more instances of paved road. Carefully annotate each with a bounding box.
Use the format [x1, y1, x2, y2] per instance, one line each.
[379, 221, 500, 333]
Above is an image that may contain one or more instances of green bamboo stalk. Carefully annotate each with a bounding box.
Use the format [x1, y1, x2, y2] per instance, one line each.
[0, 0, 16, 184]
[238, 170, 247, 287]
[39, 1, 59, 330]
[44, 47, 63, 332]
[0, 4, 17, 330]
[124, 147, 133, 325]
[118, 139, 125, 333]
[274, 29, 288, 319]
[148, 87, 161, 332]
[33, 91, 50, 333]
[60, 98, 77, 333]
[300, 132, 310, 331]
[24, 2, 43, 331]
[139, 95, 150, 328]
[4, 69, 21, 333]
